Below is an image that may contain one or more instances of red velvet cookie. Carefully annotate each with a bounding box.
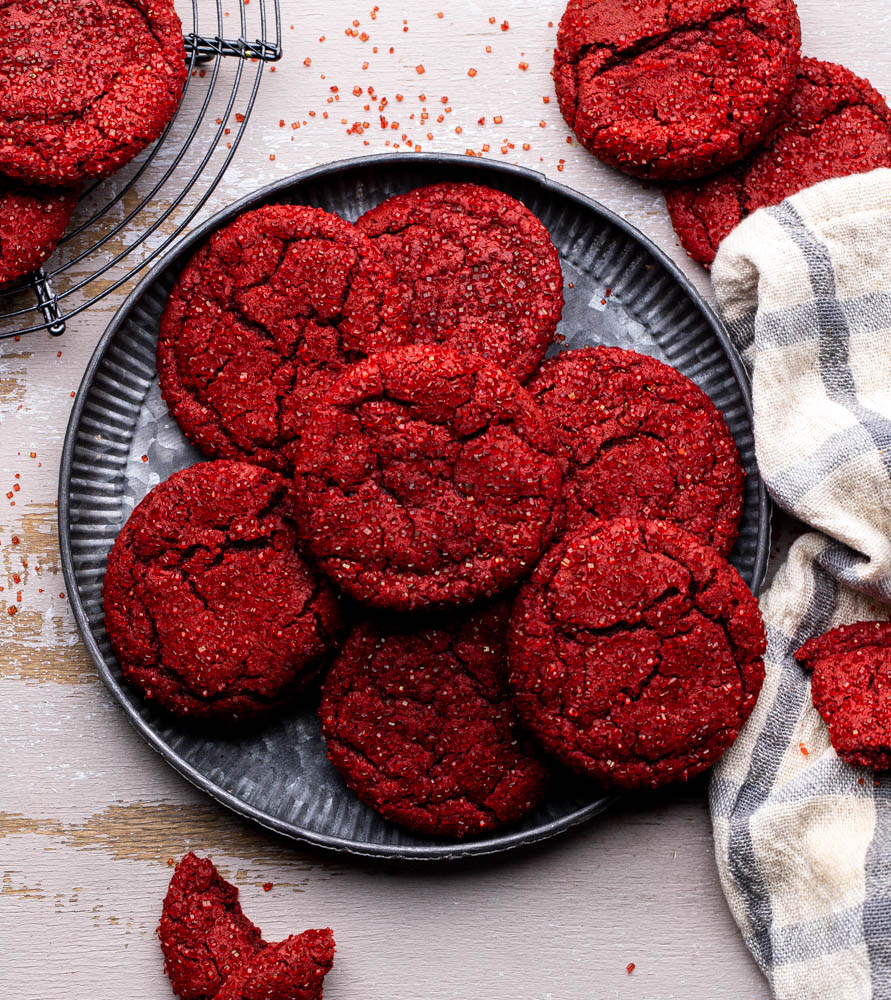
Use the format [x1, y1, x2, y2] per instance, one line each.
[509, 517, 765, 789]
[0, 178, 77, 287]
[103, 461, 342, 724]
[0, 0, 186, 185]
[293, 344, 564, 611]
[553, 0, 801, 181]
[215, 931, 335, 1000]
[666, 59, 891, 266]
[320, 601, 549, 837]
[356, 183, 564, 382]
[527, 347, 744, 554]
[160, 853, 266, 1000]
[160, 854, 335, 1000]
[158, 205, 409, 471]
[795, 621, 891, 771]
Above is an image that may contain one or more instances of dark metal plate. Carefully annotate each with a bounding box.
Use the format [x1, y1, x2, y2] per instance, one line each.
[59, 153, 770, 860]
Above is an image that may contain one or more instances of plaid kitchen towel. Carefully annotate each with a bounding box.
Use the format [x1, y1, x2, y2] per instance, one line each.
[708, 168, 891, 1000]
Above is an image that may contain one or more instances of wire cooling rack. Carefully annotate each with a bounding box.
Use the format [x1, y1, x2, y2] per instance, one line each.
[0, 0, 282, 340]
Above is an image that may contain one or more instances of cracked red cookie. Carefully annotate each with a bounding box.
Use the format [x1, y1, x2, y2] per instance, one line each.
[0, 177, 77, 287]
[553, 0, 801, 181]
[215, 930, 335, 1000]
[160, 854, 335, 1000]
[666, 58, 891, 265]
[160, 852, 266, 1000]
[293, 344, 564, 611]
[527, 346, 744, 555]
[795, 621, 891, 772]
[356, 183, 564, 382]
[320, 601, 549, 837]
[158, 204, 409, 471]
[0, 0, 186, 185]
[103, 460, 342, 724]
[508, 517, 766, 789]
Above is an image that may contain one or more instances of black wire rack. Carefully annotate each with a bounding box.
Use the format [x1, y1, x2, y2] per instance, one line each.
[0, 0, 282, 340]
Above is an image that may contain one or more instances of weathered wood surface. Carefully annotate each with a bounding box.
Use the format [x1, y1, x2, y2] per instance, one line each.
[2, 1, 889, 996]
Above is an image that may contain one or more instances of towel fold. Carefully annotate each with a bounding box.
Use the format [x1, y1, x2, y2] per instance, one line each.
[707, 169, 891, 1000]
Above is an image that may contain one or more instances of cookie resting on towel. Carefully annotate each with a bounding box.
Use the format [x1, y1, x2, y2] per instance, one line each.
[508, 517, 766, 789]
[356, 182, 564, 382]
[796, 621, 891, 772]
[158, 204, 409, 471]
[553, 0, 801, 181]
[0, 0, 186, 184]
[319, 601, 549, 837]
[666, 58, 891, 266]
[527, 346, 744, 554]
[103, 461, 342, 724]
[292, 344, 564, 611]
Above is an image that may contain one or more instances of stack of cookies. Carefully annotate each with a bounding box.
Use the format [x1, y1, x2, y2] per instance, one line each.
[103, 181, 767, 839]
[553, 0, 891, 265]
[0, 0, 186, 287]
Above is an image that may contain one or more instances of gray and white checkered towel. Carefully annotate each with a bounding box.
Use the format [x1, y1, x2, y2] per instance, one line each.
[708, 168, 891, 1000]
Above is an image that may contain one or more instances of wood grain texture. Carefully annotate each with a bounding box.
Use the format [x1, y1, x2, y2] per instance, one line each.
[2, 1, 890, 997]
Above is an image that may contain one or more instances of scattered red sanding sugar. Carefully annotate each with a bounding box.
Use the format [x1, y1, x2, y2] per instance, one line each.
[800, 743, 809, 756]
[666, 58, 891, 266]
[509, 517, 766, 789]
[626, 963, 636, 974]
[796, 621, 891, 771]
[553, 0, 801, 181]
[262, 882, 274, 892]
